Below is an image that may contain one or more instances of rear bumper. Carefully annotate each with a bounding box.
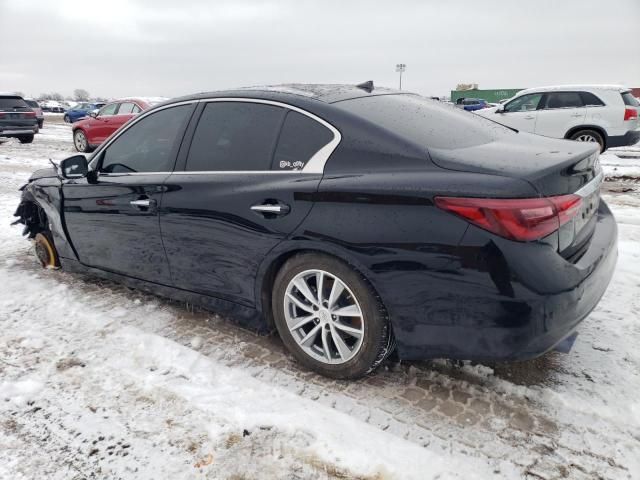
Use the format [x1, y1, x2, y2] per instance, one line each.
[0, 126, 37, 137]
[607, 129, 640, 148]
[390, 201, 618, 361]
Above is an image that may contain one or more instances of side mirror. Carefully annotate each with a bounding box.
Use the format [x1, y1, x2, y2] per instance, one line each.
[60, 154, 89, 179]
[495, 104, 506, 113]
[89, 110, 98, 118]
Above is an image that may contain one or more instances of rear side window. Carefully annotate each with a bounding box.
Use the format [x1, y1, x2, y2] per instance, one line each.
[580, 92, 605, 106]
[117, 102, 138, 114]
[0, 96, 29, 110]
[186, 102, 285, 171]
[25, 100, 39, 108]
[100, 104, 192, 173]
[621, 92, 639, 107]
[543, 92, 583, 109]
[273, 111, 333, 170]
[335, 94, 514, 150]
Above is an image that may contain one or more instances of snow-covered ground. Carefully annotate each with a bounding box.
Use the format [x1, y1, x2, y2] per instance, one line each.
[1, 125, 639, 479]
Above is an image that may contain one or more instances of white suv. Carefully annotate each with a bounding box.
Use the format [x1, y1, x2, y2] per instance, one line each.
[476, 85, 640, 152]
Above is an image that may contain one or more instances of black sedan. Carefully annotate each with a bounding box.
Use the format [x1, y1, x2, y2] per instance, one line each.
[13, 83, 617, 379]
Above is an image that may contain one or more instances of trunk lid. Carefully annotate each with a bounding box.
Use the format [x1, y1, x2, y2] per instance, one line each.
[429, 132, 602, 256]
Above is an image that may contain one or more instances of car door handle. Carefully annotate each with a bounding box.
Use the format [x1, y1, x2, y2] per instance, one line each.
[251, 202, 290, 216]
[524, 115, 535, 120]
[130, 198, 157, 209]
[570, 113, 583, 117]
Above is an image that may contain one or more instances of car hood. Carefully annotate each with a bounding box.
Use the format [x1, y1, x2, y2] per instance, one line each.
[29, 167, 58, 182]
[428, 131, 600, 196]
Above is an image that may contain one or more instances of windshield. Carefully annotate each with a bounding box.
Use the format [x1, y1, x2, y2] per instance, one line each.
[334, 94, 515, 149]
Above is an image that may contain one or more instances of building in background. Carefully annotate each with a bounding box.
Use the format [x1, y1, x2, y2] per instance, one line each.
[450, 87, 524, 104]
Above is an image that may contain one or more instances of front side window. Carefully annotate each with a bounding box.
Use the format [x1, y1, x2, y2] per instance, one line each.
[186, 102, 285, 171]
[504, 94, 543, 112]
[273, 111, 333, 170]
[117, 102, 137, 115]
[99, 103, 118, 116]
[99, 104, 192, 174]
[543, 92, 583, 109]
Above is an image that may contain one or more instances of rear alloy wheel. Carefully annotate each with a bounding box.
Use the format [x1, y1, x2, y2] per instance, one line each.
[18, 135, 34, 144]
[73, 130, 89, 152]
[569, 129, 605, 152]
[273, 253, 393, 379]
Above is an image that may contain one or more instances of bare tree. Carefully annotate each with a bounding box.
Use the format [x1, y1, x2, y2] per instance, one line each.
[73, 89, 90, 101]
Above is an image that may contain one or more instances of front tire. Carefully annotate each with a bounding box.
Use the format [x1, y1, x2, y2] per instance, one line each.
[64, 114, 71, 123]
[18, 135, 34, 144]
[569, 129, 605, 152]
[272, 253, 393, 379]
[73, 129, 90, 152]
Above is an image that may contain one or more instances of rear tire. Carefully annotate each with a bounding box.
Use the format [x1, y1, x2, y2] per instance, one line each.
[18, 135, 34, 144]
[73, 129, 90, 152]
[569, 129, 605, 152]
[272, 253, 394, 379]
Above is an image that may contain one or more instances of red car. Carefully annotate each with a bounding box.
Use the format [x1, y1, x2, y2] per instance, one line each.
[72, 98, 159, 152]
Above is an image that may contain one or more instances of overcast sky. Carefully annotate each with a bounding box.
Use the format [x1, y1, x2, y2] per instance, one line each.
[1, 0, 638, 99]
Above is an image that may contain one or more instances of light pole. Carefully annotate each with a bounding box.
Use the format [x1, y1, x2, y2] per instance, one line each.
[395, 63, 406, 90]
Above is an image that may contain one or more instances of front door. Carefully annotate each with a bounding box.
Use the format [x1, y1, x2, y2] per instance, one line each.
[495, 93, 544, 133]
[160, 100, 337, 306]
[62, 103, 195, 284]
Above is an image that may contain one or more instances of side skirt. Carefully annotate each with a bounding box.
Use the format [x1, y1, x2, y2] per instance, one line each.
[60, 257, 270, 334]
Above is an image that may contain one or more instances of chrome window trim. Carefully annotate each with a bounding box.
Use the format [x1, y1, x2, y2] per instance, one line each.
[89, 97, 341, 175]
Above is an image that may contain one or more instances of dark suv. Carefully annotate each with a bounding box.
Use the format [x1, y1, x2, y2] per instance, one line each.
[0, 95, 38, 144]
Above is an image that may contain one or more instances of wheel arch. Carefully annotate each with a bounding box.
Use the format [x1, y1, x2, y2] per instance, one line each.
[255, 243, 390, 333]
[564, 124, 608, 149]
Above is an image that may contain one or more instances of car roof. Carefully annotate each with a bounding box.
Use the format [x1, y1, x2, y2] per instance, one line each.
[516, 84, 629, 95]
[168, 83, 403, 106]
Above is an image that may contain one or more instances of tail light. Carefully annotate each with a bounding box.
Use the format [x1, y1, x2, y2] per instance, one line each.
[624, 108, 638, 121]
[25, 111, 36, 118]
[434, 195, 582, 241]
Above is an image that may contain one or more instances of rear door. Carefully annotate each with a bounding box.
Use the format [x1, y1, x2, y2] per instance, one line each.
[160, 100, 337, 306]
[535, 91, 586, 138]
[63, 103, 195, 284]
[496, 93, 543, 132]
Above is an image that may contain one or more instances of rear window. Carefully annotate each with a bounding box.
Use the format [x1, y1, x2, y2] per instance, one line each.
[0, 96, 29, 110]
[334, 94, 514, 149]
[622, 92, 639, 107]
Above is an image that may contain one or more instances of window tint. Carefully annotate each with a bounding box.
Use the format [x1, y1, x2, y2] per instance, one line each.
[621, 92, 639, 107]
[580, 92, 605, 107]
[117, 102, 137, 114]
[504, 94, 543, 112]
[273, 111, 333, 170]
[132, 104, 142, 113]
[25, 100, 39, 108]
[0, 96, 29, 110]
[543, 92, 583, 109]
[335, 94, 514, 150]
[99, 103, 118, 116]
[186, 102, 285, 171]
[100, 104, 191, 174]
